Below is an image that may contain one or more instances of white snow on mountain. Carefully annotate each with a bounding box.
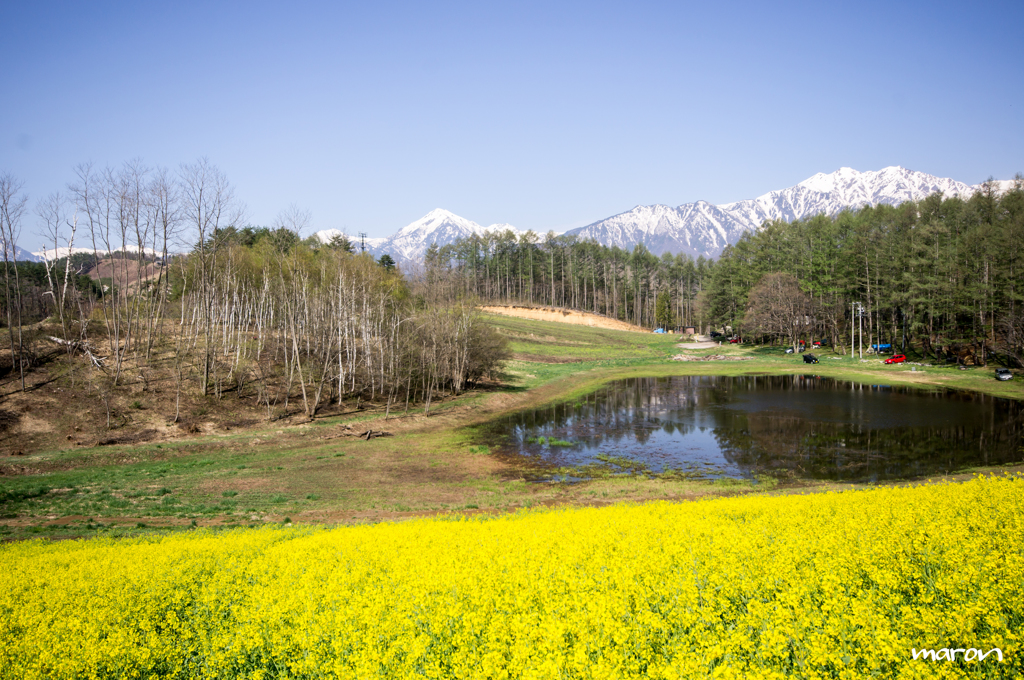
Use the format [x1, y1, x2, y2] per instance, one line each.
[32, 246, 102, 261]
[316, 209, 526, 264]
[3, 245, 44, 262]
[30, 245, 163, 261]
[566, 166, 989, 258]
[977, 178, 1021, 195]
[312, 229, 386, 252]
[315, 167, 1017, 265]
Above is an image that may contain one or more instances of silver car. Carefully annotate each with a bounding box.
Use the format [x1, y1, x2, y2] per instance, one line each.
[995, 368, 1013, 381]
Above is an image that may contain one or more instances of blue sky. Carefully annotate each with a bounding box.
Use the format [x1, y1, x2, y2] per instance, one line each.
[3, 0, 1022, 245]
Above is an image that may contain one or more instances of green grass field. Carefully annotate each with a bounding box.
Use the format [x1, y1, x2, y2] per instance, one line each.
[2, 314, 1021, 540]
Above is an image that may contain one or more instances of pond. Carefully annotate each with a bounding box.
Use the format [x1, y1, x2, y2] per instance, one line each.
[485, 375, 1024, 482]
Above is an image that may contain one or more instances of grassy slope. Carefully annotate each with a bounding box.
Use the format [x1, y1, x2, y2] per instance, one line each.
[2, 314, 1022, 540]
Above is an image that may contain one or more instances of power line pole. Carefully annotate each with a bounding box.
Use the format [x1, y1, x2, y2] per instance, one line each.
[851, 301, 855, 358]
[358, 231, 367, 253]
[857, 302, 864, 360]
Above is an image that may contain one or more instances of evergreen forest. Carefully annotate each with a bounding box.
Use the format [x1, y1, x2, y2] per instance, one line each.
[428, 179, 1024, 365]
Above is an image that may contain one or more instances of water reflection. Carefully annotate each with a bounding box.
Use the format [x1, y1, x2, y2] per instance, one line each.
[486, 375, 1023, 482]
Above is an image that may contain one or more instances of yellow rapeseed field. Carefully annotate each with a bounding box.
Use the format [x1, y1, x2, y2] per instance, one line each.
[1, 475, 1021, 679]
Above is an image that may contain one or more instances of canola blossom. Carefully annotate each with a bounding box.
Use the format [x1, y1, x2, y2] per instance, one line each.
[1, 476, 1022, 679]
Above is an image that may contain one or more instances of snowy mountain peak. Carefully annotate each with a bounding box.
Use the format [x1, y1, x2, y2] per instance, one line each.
[566, 166, 994, 259]
[277, 167, 1018, 268]
[797, 166, 867, 192]
[485, 223, 520, 233]
[396, 209, 476, 236]
[352, 210, 526, 263]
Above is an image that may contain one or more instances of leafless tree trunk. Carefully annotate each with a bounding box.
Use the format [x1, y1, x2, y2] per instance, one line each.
[179, 158, 242, 396]
[0, 173, 29, 391]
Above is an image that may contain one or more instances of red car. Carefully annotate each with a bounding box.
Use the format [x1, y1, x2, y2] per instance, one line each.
[885, 354, 906, 365]
[728, 337, 741, 344]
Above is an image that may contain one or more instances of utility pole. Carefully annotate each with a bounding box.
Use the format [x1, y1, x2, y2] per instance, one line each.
[851, 301, 855, 358]
[358, 231, 367, 253]
[857, 302, 864, 360]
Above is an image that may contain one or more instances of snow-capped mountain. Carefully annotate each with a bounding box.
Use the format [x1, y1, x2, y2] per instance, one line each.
[6, 244, 168, 262]
[567, 166, 983, 258]
[3, 245, 44, 262]
[32, 245, 164, 261]
[313, 229, 386, 253]
[318, 167, 1014, 265]
[316, 209, 523, 263]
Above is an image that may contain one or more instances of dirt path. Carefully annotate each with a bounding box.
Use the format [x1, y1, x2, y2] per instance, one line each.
[676, 341, 723, 350]
[479, 305, 650, 333]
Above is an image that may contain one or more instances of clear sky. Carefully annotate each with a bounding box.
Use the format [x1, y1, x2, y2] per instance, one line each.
[3, 0, 1022, 246]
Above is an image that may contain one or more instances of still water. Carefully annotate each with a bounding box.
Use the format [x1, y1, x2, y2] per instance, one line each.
[487, 375, 1023, 482]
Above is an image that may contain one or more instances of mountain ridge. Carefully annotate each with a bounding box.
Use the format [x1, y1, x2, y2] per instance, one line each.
[565, 166, 982, 258]
[333, 166, 1008, 264]
[12, 167, 1014, 264]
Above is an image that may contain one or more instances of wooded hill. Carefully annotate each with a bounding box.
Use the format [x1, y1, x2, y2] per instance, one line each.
[427, 180, 1024, 365]
[0, 163, 508, 418]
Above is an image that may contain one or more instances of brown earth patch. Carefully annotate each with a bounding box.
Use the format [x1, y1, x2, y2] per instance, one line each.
[671, 354, 754, 362]
[0, 410, 19, 433]
[675, 341, 725, 350]
[479, 305, 650, 333]
[199, 476, 278, 494]
[97, 429, 159, 446]
[87, 257, 163, 290]
[511, 353, 582, 364]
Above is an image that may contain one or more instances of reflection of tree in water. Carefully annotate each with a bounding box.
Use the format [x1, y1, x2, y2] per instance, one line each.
[495, 374, 1023, 481]
[712, 384, 1024, 481]
[506, 377, 701, 462]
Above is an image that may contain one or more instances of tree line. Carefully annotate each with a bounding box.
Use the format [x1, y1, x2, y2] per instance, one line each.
[704, 180, 1024, 365]
[0, 162, 507, 420]
[426, 179, 1023, 366]
[423, 232, 716, 330]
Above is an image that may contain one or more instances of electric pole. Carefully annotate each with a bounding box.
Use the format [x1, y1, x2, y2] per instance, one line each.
[857, 302, 864, 360]
[851, 301, 855, 358]
[358, 231, 367, 253]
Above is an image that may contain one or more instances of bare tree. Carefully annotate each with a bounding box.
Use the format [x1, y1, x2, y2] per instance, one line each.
[36, 192, 82, 345]
[178, 158, 243, 395]
[141, 167, 181, 360]
[745, 272, 813, 351]
[274, 203, 312, 236]
[0, 173, 29, 390]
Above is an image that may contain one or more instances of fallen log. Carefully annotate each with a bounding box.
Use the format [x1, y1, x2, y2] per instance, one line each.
[47, 336, 106, 368]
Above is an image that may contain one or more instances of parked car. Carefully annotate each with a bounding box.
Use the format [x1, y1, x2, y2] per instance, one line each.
[784, 347, 794, 354]
[884, 354, 907, 365]
[996, 368, 1013, 381]
[803, 353, 819, 364]
[728, 337, 741, 344]
[710, 331, 723, 338]
[812, 340, 827, 347]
